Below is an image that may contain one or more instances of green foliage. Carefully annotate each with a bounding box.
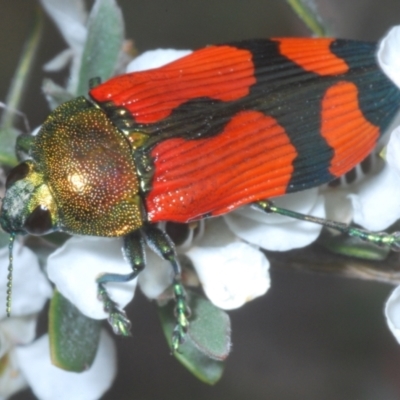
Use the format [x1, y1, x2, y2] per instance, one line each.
[76, 0, 124, 96]
[0, 127, 18, 167]
[49, 290, 102, 372]
[0, 9, 43, 167]
[159, 291, 231, 384]
[320, 233, 391, 261]
[286, 0, 329, 36]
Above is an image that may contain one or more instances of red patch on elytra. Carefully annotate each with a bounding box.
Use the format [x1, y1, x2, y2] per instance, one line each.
[320, 81, 380, 176]
[273, 38, 349, 76]
[90, 46, 256, 124]
[146, 110, 297, 223]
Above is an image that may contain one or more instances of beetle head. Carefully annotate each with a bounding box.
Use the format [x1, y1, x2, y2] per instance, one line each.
[0, 161, 58, 235]
[1, 97, 144, 237]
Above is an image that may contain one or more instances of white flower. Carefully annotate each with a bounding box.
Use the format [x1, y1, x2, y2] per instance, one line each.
[0, 240, 116, 400]
[185, 219, 270, 310]
[47, 236, 136, 320]
[0, 239, 116, 400]
[48, 220, 270, 318]
[374, 24, 400, 346]
[15, 330, 116, 400]
[348, 162, 400, 231]
[46, 235, 165, 319]
[126, 49, 192, 73]
[0, 241, 52, 398]
[385, 286, 400, 344]
[0, 316, 37, 399]
[0, 241, 52, 318]
[378, 25, 400, 89]
[138, 249, 174, 300]
[139, 218, 270, 310]
[225, 188, 325, 252]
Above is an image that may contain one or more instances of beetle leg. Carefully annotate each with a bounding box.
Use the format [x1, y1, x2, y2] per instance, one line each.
[96, 230, 146, 336]
[255, 200, 400, 251]
[142, 223, 190, 352]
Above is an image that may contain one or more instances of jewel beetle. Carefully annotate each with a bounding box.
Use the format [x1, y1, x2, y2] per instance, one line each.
[2, 37, 400, 350]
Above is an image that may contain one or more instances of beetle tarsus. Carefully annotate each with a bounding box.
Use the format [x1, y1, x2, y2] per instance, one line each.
[108, 309, 132, 337]
[95, 231, 146, 335]
[97, 282, 132, 336]
[346, 228, 400, 251]
[171, 278, 190, 353]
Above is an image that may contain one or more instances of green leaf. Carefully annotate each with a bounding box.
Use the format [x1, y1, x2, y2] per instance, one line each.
[0, 8, 43, 168]
[76, 0, 124, 96]
[0, 127, 18, 167]
[159, 291, 230, 384]
[49, 290, 102, 372]
[320, 233, 390, 261]
[0, 230, 9, 248]
[1, 7, 43, 133]
[187, 293, 231, 360]
[286, 0, 329, 37]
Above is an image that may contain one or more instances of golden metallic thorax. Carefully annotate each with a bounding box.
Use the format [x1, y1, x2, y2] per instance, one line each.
[32, 97, 143, 237]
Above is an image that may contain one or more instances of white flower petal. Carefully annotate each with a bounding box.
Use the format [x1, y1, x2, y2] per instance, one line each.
[0, 348, 28, 399]
[15, 330, 116, 400]
[349, 165, 400, 231]
[47, 236, 136, 319]
[0, 316, 37, 346]
[0, 242, 52, 319]
[385, 286, 400, 344]
[187, 242, 270, 310]
[126, 49, 192, 72]
[138, 250, 173, 299]
[378, 26, 400, 89]
[225, 190, 325, 251]
[196, 218, 239, 248]
[386, 126, 400, 176]
[274, 188, 323, 217]
[322, 188, 353, 224]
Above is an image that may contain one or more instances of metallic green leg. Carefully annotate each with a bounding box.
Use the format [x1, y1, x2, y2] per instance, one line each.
[97, 230, 146, 336]
[143, 224, 190, 352]
[255, 200, 400, 251]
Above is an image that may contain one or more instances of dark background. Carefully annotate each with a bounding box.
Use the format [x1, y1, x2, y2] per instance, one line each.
[3, 1, 400, 399]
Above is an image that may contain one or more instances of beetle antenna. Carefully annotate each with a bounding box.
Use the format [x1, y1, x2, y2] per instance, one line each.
[6, 232, 16, 317]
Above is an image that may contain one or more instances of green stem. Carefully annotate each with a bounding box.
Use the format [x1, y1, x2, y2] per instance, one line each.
[1, 7, 44, 130]
[286, 0, 328, 37]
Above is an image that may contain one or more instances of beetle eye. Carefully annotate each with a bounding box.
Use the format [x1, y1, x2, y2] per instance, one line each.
[23, 205, 53, 235]
[6, 162, 30, 189]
